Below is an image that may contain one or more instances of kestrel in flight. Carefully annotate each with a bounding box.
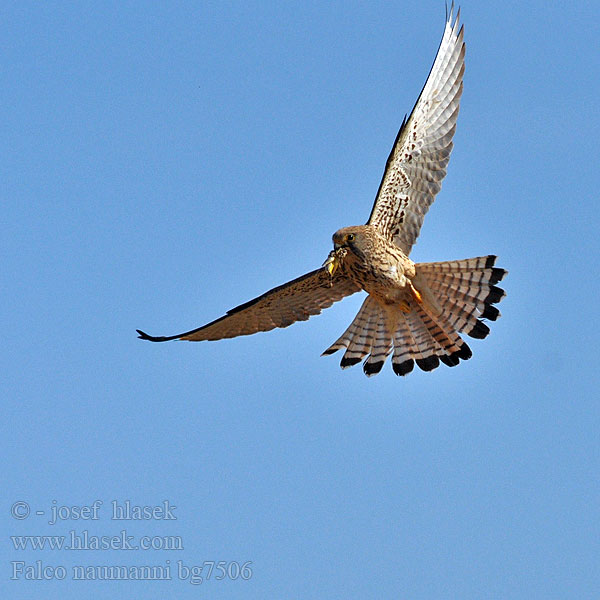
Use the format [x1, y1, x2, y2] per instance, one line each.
[138, 7, 507, 377]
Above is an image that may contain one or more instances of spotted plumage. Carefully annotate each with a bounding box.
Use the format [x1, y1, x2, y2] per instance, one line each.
[138, 7, 507, 378]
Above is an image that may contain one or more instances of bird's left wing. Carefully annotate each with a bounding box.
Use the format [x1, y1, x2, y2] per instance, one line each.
[367, 7, 465, 255]
[137, 267, 360, 342]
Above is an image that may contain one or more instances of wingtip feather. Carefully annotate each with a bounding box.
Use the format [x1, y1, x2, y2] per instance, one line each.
[136, 329, 176, 342]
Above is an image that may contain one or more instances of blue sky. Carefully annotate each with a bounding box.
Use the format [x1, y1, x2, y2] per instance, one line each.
[3, 1, 599, 598]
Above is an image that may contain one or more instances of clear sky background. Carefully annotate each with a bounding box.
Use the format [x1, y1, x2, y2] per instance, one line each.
[3, 1, 600, 598]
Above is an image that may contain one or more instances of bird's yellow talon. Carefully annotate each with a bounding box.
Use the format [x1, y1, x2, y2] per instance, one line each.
[410, 283, 423, 304]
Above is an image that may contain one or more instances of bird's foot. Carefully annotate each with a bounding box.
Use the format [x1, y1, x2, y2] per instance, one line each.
[409, 282, 423, 304]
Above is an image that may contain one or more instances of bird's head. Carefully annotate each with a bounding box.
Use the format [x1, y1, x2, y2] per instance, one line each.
[332, 226, 373, 255]
[324, 226, 372, 275]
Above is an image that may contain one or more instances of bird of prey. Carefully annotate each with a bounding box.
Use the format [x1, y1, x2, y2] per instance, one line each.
[137, 7, 507, 377]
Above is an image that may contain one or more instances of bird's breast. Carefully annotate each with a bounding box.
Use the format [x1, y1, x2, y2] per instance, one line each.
[344, 250, 412, 305]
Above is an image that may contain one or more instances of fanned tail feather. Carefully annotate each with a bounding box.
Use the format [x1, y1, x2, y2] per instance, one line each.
[363, 311, 394, 376]
[392, 313, 417, 376]
[322, 255, 506, 377]
[322, 296, 380, 368]
[417, 255, 507, 340]
[404, 308, 441, 371]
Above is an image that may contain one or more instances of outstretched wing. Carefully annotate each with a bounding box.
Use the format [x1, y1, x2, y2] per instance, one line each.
[137, 268, 360, 342]
[367, 7, 465, 255]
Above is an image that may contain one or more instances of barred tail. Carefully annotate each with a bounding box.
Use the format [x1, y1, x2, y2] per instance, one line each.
[322, 255, 506, 377]
[415, 254, 507, 341]
[322, 296, 394, 377]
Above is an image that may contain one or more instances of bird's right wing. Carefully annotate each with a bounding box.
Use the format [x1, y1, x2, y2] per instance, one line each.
[137, 267, 360, 342]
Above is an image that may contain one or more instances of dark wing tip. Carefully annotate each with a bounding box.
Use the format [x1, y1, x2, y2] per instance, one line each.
[137, 329, 178, 342]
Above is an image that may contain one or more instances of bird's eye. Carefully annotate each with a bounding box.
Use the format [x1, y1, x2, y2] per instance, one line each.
[346, 233, 355, 242]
